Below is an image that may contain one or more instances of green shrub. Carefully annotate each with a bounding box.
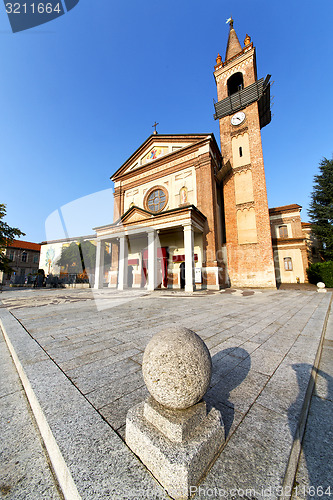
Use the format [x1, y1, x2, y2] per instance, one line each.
[307, 261, 333, 288]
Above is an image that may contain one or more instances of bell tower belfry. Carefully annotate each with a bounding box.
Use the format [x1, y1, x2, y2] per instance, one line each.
[214, 19, 276, 287]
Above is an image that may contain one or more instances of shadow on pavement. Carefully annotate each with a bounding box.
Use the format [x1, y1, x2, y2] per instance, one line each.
[205, 347, 251, 439]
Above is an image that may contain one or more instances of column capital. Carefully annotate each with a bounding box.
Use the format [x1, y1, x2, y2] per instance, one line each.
[147, 229, 158, 243]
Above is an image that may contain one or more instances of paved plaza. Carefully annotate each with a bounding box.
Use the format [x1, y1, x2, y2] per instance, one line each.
[0, 287, 332, 499]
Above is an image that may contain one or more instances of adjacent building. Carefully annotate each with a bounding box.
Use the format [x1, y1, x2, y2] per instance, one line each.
[39, 236, 97, 277]
[0, 240, 41, 285]
[269, 204, 309, 284]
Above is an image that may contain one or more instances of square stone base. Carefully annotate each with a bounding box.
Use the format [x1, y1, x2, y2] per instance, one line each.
[125, 401, 224, 500]
[143, 397, 207, 443]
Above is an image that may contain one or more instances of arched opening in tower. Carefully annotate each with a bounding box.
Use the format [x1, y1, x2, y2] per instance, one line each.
[227, 72, 244, 96]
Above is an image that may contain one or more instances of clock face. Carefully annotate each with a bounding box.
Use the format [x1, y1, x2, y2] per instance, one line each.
[231, 111, 246, 126]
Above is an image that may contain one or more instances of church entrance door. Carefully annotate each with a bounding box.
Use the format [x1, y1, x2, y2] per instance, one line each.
[180, 262, 185, 289]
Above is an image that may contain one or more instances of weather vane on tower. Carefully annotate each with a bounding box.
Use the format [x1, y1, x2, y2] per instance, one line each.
[226, 16, 233, 28]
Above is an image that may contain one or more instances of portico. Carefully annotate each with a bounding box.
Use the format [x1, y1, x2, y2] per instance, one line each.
[93, 205, 206, 292]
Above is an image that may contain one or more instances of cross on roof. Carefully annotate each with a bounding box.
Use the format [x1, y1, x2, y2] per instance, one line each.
[152, 121, 159, 134]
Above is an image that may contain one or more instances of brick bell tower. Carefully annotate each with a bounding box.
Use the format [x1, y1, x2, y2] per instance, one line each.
[214, 19, 276, 287]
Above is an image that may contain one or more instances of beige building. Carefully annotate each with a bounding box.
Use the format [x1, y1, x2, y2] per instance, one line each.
[39, 236, 97, 276]
[301, 222, 322, 266]
[269, 204, 312, 284]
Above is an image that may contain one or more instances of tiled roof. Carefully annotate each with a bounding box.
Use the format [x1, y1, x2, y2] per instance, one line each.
[7, 240, 41, 251]
[269, 204, 302, 214]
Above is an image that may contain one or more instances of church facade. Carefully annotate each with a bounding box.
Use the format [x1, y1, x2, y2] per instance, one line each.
[94, 133, 225, 291]
[92, 21, 309, 291]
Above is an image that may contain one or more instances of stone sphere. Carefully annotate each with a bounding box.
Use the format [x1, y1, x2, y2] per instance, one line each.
[142, 327, 212, 410]
[317, 282, 325, 289]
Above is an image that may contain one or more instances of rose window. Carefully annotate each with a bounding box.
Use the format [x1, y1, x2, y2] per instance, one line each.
[146, 188, 167, 213]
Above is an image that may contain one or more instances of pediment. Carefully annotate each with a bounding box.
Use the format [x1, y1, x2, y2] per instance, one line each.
[120, 206, 151, 225]
[112, 134, 211, 180]
[124, 142, 187, 175]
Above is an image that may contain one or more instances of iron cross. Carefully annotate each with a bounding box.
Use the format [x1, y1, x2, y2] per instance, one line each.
[152, 121, 159, 133]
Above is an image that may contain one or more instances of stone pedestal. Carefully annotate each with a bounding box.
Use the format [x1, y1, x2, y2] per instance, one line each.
[126, 398, 224, 500]
[125, 327, 224, 499]
[317, 282, 327, 293]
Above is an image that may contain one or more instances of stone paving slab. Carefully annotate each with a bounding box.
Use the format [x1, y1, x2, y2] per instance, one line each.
[292, 311, 333, 500]
[0, 307, 168, 500]
[0, 288, 331, 499]
[200, 292, 331, 499]
[0, 332, 62, 499]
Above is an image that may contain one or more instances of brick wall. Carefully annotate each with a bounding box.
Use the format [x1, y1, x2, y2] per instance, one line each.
[215, 47, 276, 287]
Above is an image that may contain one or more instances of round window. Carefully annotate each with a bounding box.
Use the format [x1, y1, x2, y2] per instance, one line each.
[145, 187, 168, 213]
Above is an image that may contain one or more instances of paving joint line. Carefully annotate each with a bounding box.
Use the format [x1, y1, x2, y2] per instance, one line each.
[7, 309, 127, 441]
[0, 317, 81, 500]
[206, 294, 332, 469]
[279, 293, 333, 500]
[95, 382, 147, 411]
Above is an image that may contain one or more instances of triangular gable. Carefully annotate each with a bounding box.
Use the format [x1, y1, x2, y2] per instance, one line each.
[121, 206, 152, 225]
[111, 134, 211, 180]
[111, 206, 151, 228]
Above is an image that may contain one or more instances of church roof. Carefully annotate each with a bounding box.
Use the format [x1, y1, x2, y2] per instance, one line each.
[111, 134, 220, 181]
[225, 20, 242, 61]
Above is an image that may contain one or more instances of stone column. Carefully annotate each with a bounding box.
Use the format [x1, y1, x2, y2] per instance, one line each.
[94, 240, 105, 289]
[184, 224, 195, 292]
[147, 230, 157, 291]
[118, 235, 128, 290]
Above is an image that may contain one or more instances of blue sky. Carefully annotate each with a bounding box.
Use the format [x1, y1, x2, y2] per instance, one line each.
[0, 0, 332, 242]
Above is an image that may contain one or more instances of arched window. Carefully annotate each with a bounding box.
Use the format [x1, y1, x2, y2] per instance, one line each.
[227, 72, 244, 96]
[21, 251, 27, 262]
[144, 186, 168, 213]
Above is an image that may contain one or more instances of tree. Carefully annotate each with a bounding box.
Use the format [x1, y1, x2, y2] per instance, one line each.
[308, 157, 333, 261]
[0, 204, 25, 273]
[56, 240, 110, 275]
